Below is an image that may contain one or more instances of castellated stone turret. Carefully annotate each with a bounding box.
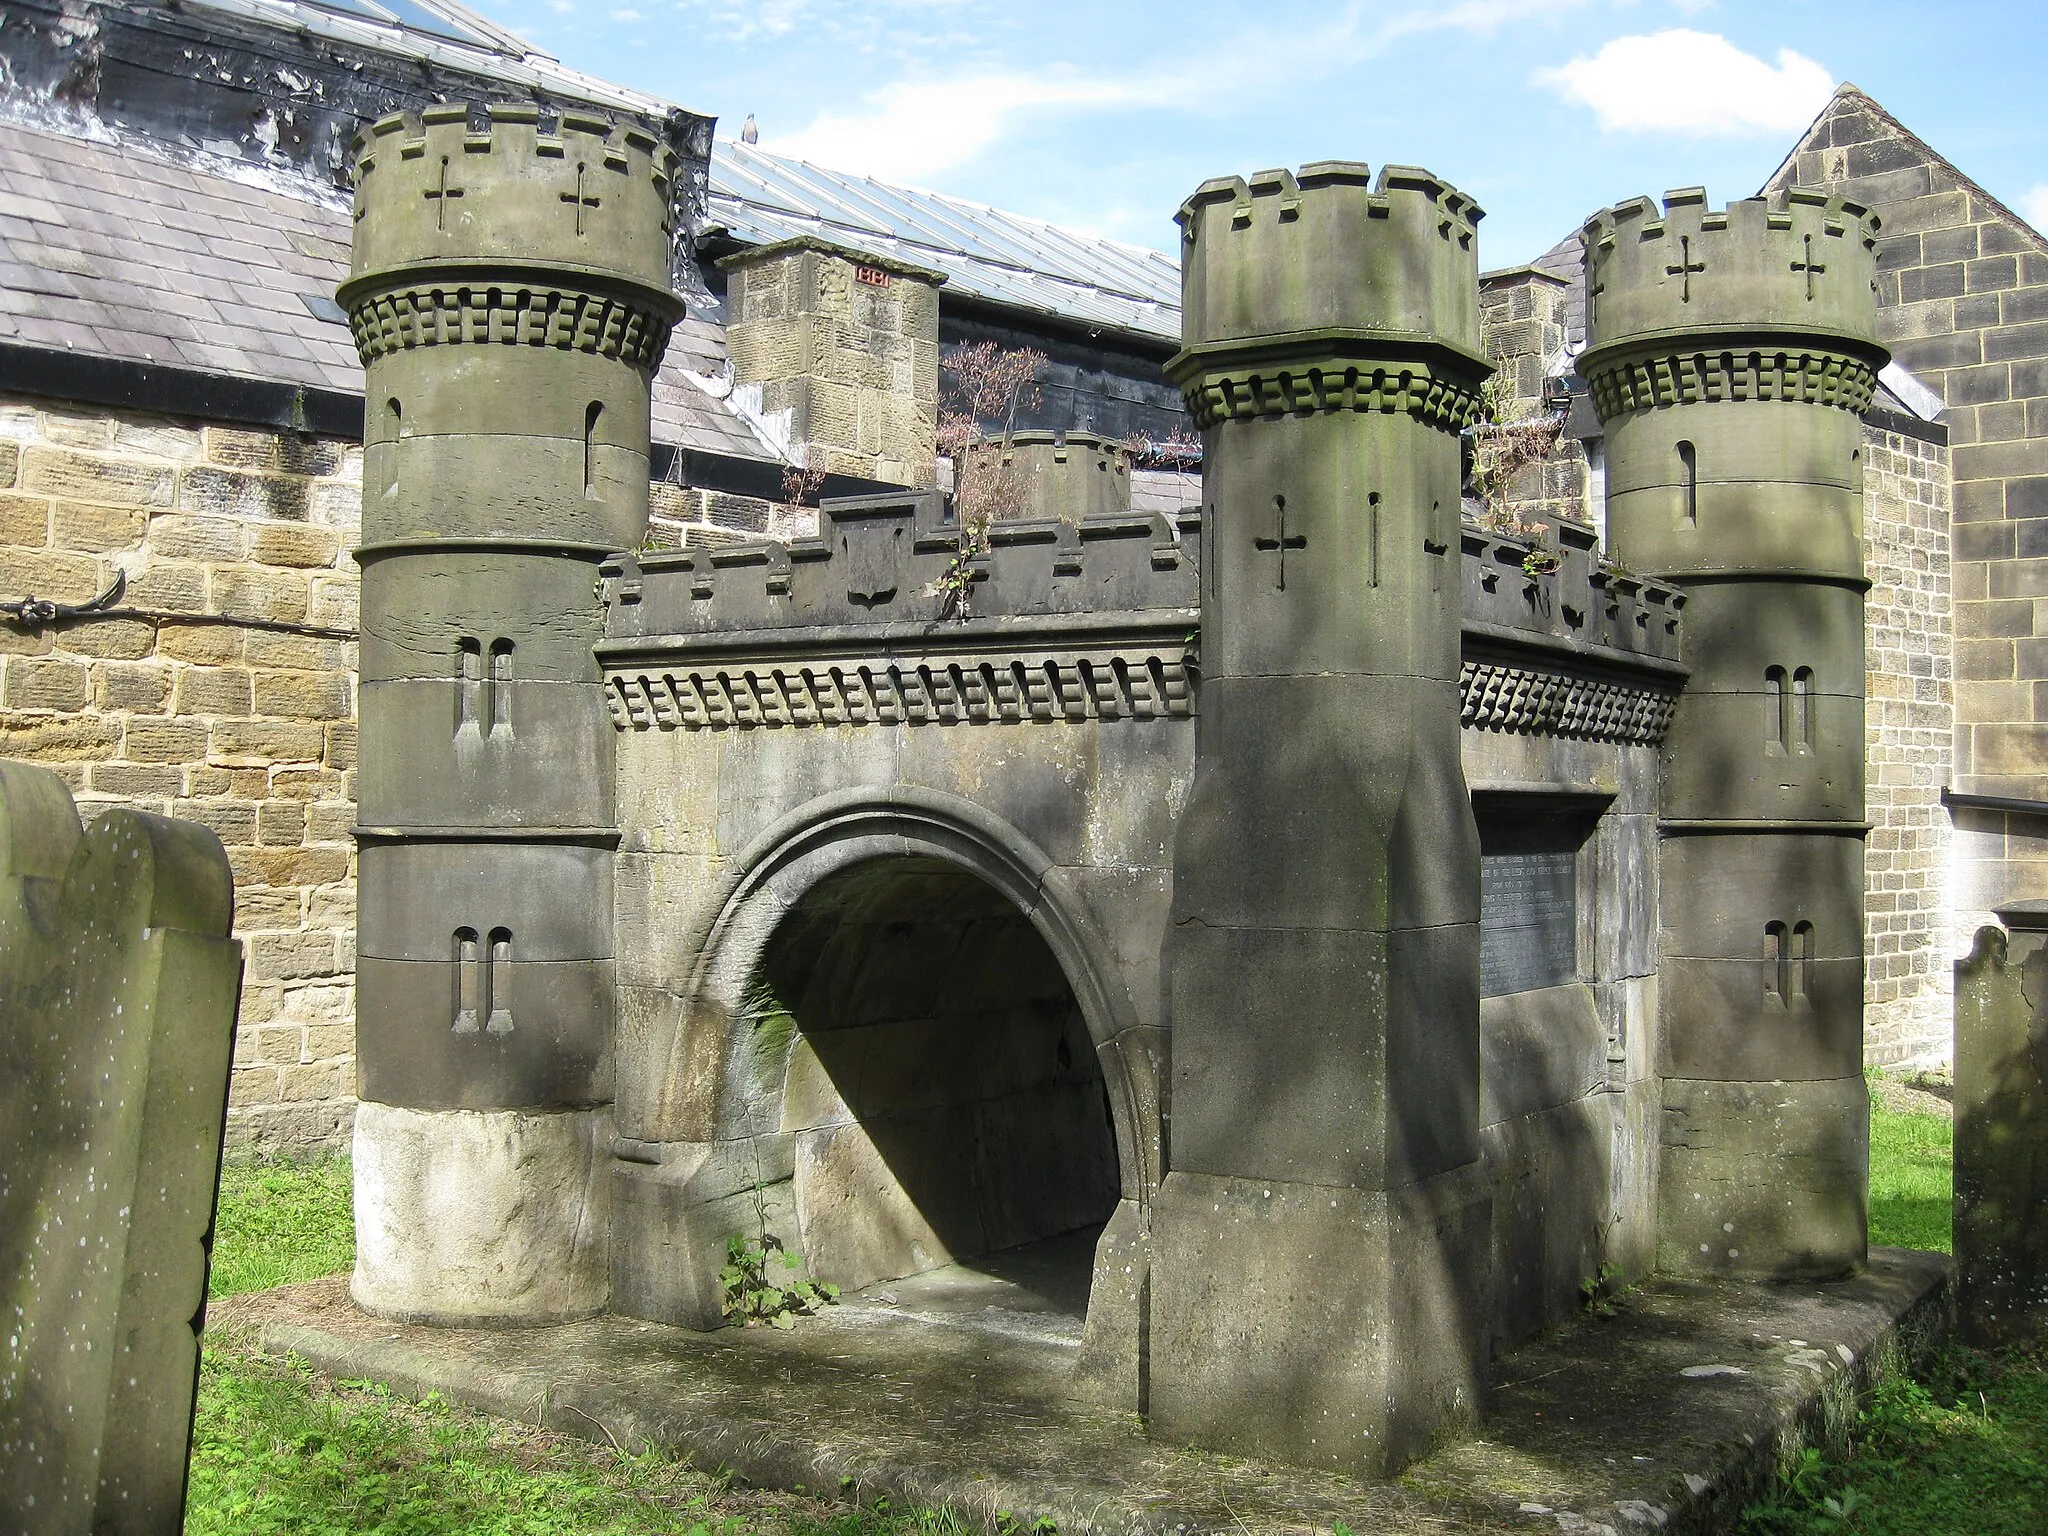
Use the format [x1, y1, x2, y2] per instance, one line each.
[1150, 163, 1492, 1476]
[1579, 187, 1885, 1282]
[338, 103, 683, 1325]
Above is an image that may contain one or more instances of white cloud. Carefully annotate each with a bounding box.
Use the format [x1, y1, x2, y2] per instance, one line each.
[765, 73, 1141, 183]
[1534, 29, 1834, 136]
[609, 6, 641, 17]
[756, 1, 1593, 185]
[2021, 185, 2048, 234]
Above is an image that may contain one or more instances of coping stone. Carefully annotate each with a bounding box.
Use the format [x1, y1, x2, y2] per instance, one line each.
[220, 1248, 1950, 1536]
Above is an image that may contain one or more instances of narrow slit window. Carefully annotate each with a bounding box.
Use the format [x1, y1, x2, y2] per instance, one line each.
[1677, 441, 1697, 526]
[1764, 921, 1789, 1007]
[487, 639, 514, 736]
[1765, 666, 1788, 754]
[584, 401, 603, 499]
[453, 927, 480, 1033]
[1367, 492, 1381, 588]
[456, 638, 482, 735]
[384, 399, 402, 496]
[486, 928, 514, 1035]
[1792, 921, 1815, 1008]
[1791, 667, 1814, 754]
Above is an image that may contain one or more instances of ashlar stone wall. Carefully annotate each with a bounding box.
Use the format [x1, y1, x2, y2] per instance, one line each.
[1862, 424, 1955, 1063]
[0, 393, 360, 1149]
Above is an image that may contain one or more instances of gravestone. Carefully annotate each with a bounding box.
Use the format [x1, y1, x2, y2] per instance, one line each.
[0, 759, 243, 1534]
[1955, 902, 2048, 1346]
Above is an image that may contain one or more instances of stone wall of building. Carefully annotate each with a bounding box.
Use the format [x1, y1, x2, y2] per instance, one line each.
[1476, 266, 1587, 529]
[0, 394, 361, 1150]
[1770, 88, 2048, 951]
[1862, 422, 1955, 1064]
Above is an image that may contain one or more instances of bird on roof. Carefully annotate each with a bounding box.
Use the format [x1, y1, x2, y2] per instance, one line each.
[740, 114, 758, 145]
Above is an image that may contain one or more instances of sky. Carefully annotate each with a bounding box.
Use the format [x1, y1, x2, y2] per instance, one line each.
[464, 0, 2048, 269]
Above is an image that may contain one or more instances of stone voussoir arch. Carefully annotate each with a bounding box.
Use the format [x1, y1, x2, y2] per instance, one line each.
[666, 783, 1160, 1197]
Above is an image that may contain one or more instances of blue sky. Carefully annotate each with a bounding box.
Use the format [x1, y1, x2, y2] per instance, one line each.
[466, 0, 2048, 268]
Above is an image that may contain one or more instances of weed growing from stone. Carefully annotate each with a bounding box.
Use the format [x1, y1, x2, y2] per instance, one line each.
[720, 1230, 840, 1329]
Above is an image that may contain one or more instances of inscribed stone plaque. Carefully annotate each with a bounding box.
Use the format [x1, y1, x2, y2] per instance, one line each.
[1479, 820, 1580, 998]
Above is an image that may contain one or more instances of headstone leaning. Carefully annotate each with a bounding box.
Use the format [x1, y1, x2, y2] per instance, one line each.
[1580, 188, 1885, 1279]
[1955, 903, 2048, 1346]
[1153, 163, 1493, 1476]
[0, 759, 242, 1535]
[339, 104, 682, 1323]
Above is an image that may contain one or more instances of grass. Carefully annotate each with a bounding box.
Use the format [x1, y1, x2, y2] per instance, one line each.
[195, 1153, 959, 1536]
[1736, 1091, 2048, 1534]
[1867, 1094, 1953, 1255]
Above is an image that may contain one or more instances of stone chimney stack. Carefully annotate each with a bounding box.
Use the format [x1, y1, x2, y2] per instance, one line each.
[720, 237, 943, 488]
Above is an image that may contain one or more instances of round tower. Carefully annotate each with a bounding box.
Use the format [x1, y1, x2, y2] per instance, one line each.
[1578, 187, 1885, 1280]
[339, 102, 683, 1323]
[1151, 163, 1491, 1475]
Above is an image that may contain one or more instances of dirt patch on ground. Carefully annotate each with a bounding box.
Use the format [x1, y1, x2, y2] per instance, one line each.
[1873, 1072, 1953, 1119]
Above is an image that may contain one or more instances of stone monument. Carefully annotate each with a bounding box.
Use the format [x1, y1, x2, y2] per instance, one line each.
[340, 104, 683, 1322]
[1151, 163, 1493, 1474]
[1579, 187, 1885, 1278]
[1955, 902, 2048, 1345]
[0, 760, 243, 1534]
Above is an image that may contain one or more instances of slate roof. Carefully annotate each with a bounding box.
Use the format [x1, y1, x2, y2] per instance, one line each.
[709, 142, 1183, 344]
[0, 117, 779, 461]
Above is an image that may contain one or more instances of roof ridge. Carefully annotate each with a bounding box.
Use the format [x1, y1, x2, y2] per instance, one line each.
[1759, 82, 2048, 256]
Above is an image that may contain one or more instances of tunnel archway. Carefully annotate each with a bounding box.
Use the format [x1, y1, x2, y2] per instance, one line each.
[751, 855, 1121, 1299]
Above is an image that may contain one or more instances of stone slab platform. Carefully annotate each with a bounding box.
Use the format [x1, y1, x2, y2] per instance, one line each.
[215, 1247, 1951, 1536]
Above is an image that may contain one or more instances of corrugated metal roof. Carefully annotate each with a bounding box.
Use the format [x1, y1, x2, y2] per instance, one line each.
[710, 142, 1184, 345]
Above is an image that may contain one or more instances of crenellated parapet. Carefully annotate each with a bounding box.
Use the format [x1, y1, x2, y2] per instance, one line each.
[346, 103, 680, 290]
[1459, 515, 1686, 748]
[1168, 163, 1490, 434]
[602, 491, 1197, 638]
[1579, 188, 1884, 433]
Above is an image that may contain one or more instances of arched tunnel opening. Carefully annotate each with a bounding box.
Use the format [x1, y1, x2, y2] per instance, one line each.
[750, 856, 1121, 1317]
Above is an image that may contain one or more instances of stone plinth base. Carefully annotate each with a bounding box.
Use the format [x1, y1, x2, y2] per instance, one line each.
[1147, 1164, 1490, 1476]
[351, 1102, 611, 1325]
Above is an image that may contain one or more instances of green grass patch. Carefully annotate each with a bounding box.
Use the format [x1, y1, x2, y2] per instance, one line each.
[188, 1347, 968, 1536]
[209, 1152, 356, 1298]
[1736, 1091, 2045, 1533]
[1737, 1341, 2048, 1535]
[196, 1155, 958, 1534]
[1868, 1102, 1954, 1255]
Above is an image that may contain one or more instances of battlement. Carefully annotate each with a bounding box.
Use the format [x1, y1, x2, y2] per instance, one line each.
[345, 101, 678, 299]
[1581, 187, 1881, 354]
[600, 491, 1199, 645]
[959, 430, 1134, 524]
[1174, 162, 1485, 358]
